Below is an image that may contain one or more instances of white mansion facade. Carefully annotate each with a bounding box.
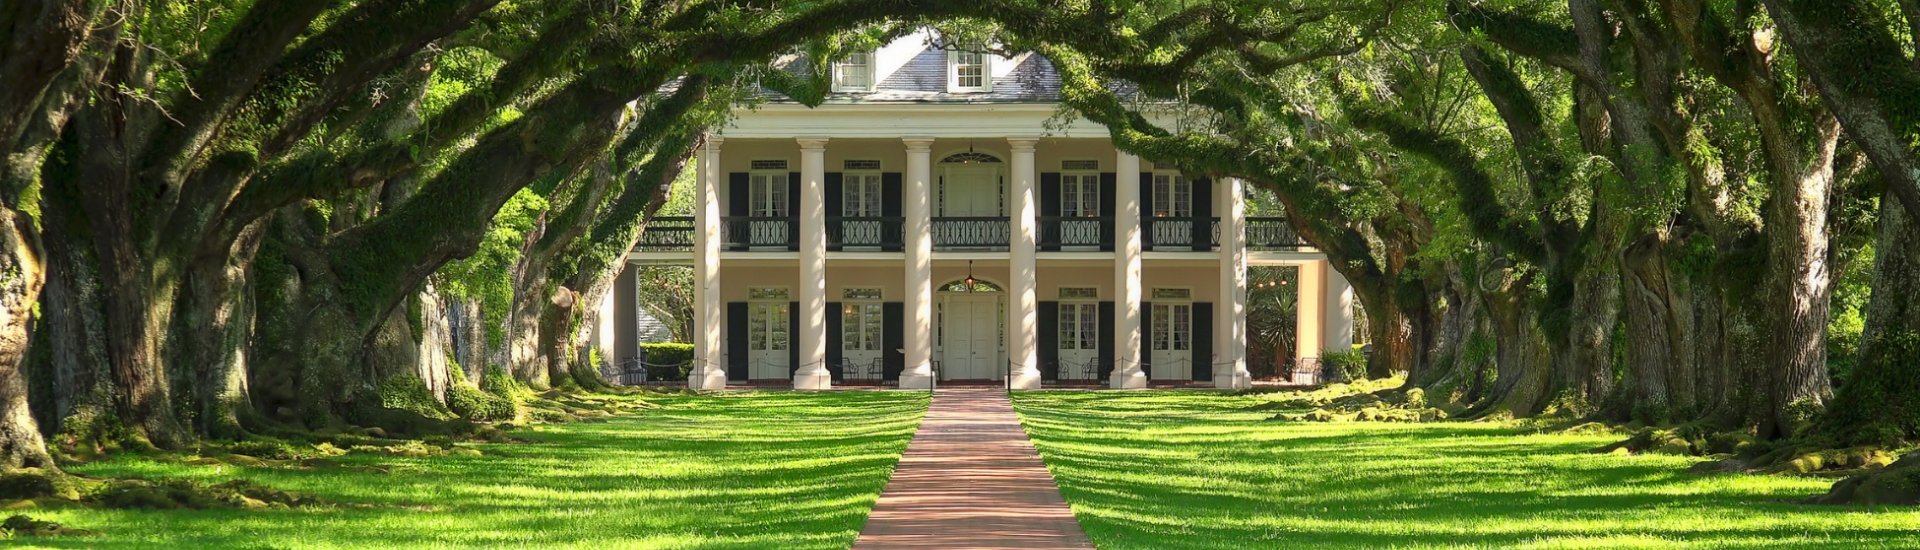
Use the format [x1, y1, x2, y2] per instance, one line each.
[602, 31, 1353, 389]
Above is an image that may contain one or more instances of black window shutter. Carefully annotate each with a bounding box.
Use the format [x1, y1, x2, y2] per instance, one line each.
[1098, 301, 1115, 381]
[883, 302, 905, 381]
[729, 173, 750, 252]
[727, 302, 749, 381]
[826, 301, 843, 382]
[825, 172, 844, 251]
[1040, 172, 1062, 251]
[787, 172, 802, 251]
[882, 173, 903, 252]
[1140, 172, 1157, 248]
[1037, 301, 1059, 381]
[1193, 302, 1214, 382]
[729, 173, 750, 216]
[1139, 302, 1153, 378]
[1099, 172, 1117, 251]
[1192, 177, 1213, 251]
[788, 302, 800, 377]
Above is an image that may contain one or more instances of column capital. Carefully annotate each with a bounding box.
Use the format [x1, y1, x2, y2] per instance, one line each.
[902, 137, 936, 151]
[1006, 137, 1039, 152]
[796, 137, 829, 150]
[705, 134, 725, 146]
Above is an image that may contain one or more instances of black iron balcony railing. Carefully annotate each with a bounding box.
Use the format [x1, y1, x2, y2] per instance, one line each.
[1145, 216, 1220, 250]
[1038, 216, 1108, 250]
[827, 216, 904, 251]
[931, 217, 1009, 250]
[634, 216, 695, 251]
[1246, 217, 1307, 250]
[721, 216, 796, 249]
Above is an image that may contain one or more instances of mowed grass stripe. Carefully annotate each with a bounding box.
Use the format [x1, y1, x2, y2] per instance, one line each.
[27, 391, 927, 549]
[1012, 390, 1920, 550]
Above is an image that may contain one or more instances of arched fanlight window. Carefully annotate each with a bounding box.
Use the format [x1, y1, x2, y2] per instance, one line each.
[938, 279, 1004, 293]
[940, 151, 1002, 164]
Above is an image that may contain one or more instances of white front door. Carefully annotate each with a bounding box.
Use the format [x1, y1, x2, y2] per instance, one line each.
[940, 296, 1002, 380]
[841, 302, 883, 376]
[1057, 302, 1099, 379]
[1151, 302, 1193, 380]
[842, 173, 884, 248]
[1060, 173, 1102, 250]
[1151, 173, 1192, 247]
[747, 301, 790, 379]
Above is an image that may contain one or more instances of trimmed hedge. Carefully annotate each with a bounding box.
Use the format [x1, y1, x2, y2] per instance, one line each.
[1322, 348, 1367, 383]
[640, 343, 694, 381]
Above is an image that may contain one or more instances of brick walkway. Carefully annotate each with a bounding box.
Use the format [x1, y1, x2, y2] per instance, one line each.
[854, 387, 1094, 549]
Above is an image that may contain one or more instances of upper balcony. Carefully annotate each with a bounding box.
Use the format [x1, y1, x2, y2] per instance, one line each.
[636, 215, 1308, 254]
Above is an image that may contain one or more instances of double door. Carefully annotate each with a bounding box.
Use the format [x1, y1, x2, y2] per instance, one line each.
[1150, 302, 1193, 380]
[940, 296, 1003, 380]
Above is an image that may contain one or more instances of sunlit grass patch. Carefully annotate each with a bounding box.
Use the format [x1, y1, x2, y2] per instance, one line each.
[1013, 390, 1920, 549]
[14, 390, 926, 549]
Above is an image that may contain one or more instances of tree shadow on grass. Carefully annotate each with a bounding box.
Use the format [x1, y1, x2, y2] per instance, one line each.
[1012, 392, 1920, 550]
[27, 391, 928, 549]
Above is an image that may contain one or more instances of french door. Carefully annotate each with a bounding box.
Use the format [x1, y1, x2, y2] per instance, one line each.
[1057, 302, 1099, 379]
[841, 173, 884, 247]
[1059, 173, 1102, 248]
[1151, 173, 1192, 246]
[749, 172, 789, 247]
[746, 301, 790, 379]
[1150, 302, 1193, 380]
[841, 302, 883, 375]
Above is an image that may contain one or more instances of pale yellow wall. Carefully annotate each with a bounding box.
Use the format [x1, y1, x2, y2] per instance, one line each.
[1141, 265, 1222, 301]
[1035, 266, 1113, 300]
[718, 263, 799, 302]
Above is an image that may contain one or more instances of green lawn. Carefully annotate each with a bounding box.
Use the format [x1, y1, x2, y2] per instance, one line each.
[15, 391, 925, 549]
[1012, 390, 1920, 549]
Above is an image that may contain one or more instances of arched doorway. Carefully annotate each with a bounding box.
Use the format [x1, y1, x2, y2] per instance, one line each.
[936, 277, 1006, 381]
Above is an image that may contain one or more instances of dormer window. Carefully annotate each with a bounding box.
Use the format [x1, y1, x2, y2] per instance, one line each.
[949, 51, 991, 93]
[834, 51, 875, 92]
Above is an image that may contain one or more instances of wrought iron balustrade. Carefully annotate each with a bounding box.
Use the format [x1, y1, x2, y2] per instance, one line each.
[721, 216, 796, 250]
[1245, 217, 1306, 250]
[1145, 217, 1220, 250]
[827, 216, 904, 251]
[931, 217, 1009, 250]
[634, 216, 695, 251]
[1038, 216, 1109, 250]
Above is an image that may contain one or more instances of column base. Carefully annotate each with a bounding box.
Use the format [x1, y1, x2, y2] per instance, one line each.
[897, 364, 934, 390]
[690, 364, 729, 390]
[792, 367, 833, 391]
[1009, 367, 1043, 390]
[1110, 368, 1148, 389]
[1214, 362, 1252, 390]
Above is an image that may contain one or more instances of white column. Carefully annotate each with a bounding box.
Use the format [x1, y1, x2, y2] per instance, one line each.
[900, 138, 936, 389]
[1008, 137, 1042, 389]
[1216, 177, 1251, 389]
[1323, 264, 1355, 353]
[692, 136, 728, 390]
[1295, 258, 1327, 383]
[793, 137, 832, 390]
[1111, 151, 1147, 389]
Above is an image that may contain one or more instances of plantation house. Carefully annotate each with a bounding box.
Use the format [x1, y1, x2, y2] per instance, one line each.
[603, 30, 1353, 389]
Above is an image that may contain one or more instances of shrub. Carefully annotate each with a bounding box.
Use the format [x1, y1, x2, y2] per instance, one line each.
[640, 342, 695, 380]
[1321, 348, 1367, 382]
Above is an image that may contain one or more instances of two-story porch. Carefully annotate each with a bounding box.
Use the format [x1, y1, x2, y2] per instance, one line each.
[610, 119, 1354, 390]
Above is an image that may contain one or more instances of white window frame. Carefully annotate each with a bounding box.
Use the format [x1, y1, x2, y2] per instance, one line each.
[833, 50, 876, 92]
[1152, 172, 1192, 218]
[1061, 171, 1100, 218]
[948, 50, 992, 93]
[843, 170, 883, 217]
[749, 161, 791, 218]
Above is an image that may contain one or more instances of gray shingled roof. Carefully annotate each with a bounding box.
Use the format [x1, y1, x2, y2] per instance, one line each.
[763, 46, 1065, 104]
